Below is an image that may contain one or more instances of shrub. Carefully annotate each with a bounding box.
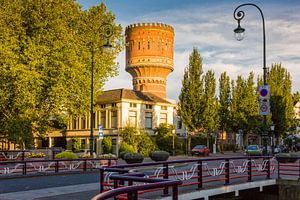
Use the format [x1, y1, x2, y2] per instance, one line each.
[103, 137, 113, 154]
[275, 153, 298, 163]
[123, 152, 144, 164]
[79, 154, 92, 158]
[28, 152, 46, 158]
[72, 137, 81, 153]
[119, 142, 136, 153]
[55, 151, 78, 159]
[149, 151, 170, 162]
[99, 153, 117, 159]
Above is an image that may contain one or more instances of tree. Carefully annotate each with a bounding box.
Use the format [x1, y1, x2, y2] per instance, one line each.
[202, 70, 219, 147]
[266, 64, 294, 142]
[218, 72, 231, 150]
[120, 126, 156, 156]
[293, 91, 300, 105]
[178, 48, 204, 153]
[153, 123, 176, 153]
[0, 1, 123, 148]
[231, 72, 259, 146]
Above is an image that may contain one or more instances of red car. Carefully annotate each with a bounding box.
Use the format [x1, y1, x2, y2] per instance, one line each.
[191, 145, 210, 156]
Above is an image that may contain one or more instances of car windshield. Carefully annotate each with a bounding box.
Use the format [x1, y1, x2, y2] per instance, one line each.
[247, 145, 258, 150]
[194, 145, 204, 149]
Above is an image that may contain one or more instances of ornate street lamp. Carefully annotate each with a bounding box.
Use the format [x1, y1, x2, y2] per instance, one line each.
[233, 3, 268, 155]
[89, 23, 113, 157]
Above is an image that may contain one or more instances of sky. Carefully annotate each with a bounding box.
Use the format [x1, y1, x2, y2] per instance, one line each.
[78, 0, 300, 100]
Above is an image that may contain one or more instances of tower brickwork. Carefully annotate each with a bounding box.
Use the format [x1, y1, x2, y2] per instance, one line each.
[125, 23, 174, 98]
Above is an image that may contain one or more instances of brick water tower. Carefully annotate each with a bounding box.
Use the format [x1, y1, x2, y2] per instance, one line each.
[125, 23, 174, 98]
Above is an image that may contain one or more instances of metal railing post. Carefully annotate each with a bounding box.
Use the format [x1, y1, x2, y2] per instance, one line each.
[172, 185, 178, 200]
[197, 160, 203, 189]
[163, 163, 169, 196]
[127, 180, 138, 200]
[83, 160, 87, 171]
[277, 159, 280, 179]
[248, 158, 252, 182]
[225, 159, 230, 185]
[100, 168, 105, 193]
[267, 157, 271, 179]
[22, 151, 25, 161]
[55, 160, 59, 173]
[23, 161, 27, 175]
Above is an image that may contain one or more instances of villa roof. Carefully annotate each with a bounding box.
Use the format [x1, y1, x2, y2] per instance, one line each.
[96, 88, 173, 105]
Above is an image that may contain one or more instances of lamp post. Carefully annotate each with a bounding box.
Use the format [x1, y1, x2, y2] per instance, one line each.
[89, 24, 113, 157]
[270, 124, 275, 155]
[233, 3, 268, 156]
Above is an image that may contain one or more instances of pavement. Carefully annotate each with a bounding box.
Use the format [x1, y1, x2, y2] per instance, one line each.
[0, 151, 268, 200]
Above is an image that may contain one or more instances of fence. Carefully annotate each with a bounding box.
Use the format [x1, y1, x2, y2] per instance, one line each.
[0, 158, 117, 176]
[95, 156, 279, 199]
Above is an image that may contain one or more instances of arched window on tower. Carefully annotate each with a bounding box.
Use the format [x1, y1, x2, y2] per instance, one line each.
[148, 41, 150, 50]
[138, 42, 140, 50]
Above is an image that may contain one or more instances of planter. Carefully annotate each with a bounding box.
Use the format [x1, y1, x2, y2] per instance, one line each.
[123, 153, 144, 164]
[275, 153, 298, 163]
[149, 151, 170, 162]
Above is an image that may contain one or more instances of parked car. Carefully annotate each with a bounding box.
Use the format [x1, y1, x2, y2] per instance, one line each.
[274, 145, 288, 154]
[191, 145, 210, 156]
[244, 145, 262, 156]
[295, 143, 300, 151]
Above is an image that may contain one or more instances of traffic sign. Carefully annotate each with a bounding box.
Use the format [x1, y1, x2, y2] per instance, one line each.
[258, 85, 270, 100]
[259, 101, 270, 115]
[98, 125, 104, 139]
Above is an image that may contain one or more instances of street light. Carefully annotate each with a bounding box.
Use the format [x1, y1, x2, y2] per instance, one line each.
[233, 3, 268, 156]
[89, 23, 113, 157]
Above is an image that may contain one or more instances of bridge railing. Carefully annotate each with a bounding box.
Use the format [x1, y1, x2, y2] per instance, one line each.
[98, 156, 276, 199]
[0, 158, 117, 176]
[277, 156, 300, 179]
[93, 173, 182, 200]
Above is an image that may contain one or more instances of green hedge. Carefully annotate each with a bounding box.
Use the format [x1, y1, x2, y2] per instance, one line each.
[55, 151, 78, 159]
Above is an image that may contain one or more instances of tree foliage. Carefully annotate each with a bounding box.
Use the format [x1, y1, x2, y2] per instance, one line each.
[153, 123, 176, 153]
[266, 64, 294, 139]
[178, 48, 204, 133]
[0, 1, 123, 148]
[202, 70, 219, 133]
[231, 72, 259, 145]
[120, 126, 157, 156]
[218, 72, 231, 133]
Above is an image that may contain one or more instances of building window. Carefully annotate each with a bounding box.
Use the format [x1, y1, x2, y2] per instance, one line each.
[100, 111, 106, 128]
[160, 113, 167, 124]
[146, 104, 152, 109]
[148, 41, 150, 49]
[81, 117, 86, 129]
[161, 106, 167, 110]
[145, 112, 152, 129]
[130, 103, 137, 108]
[100, 104, 105, 109]
[111, 111, 117, 128]
[112, 103, 116, 108]
[129, 111, 137, 127]
[72, 118, 77, 130]
[138, 42, 140, 50]
[177, 119, 182, 129]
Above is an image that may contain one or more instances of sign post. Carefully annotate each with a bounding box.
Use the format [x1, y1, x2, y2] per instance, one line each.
[98, 125, 104, 155]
